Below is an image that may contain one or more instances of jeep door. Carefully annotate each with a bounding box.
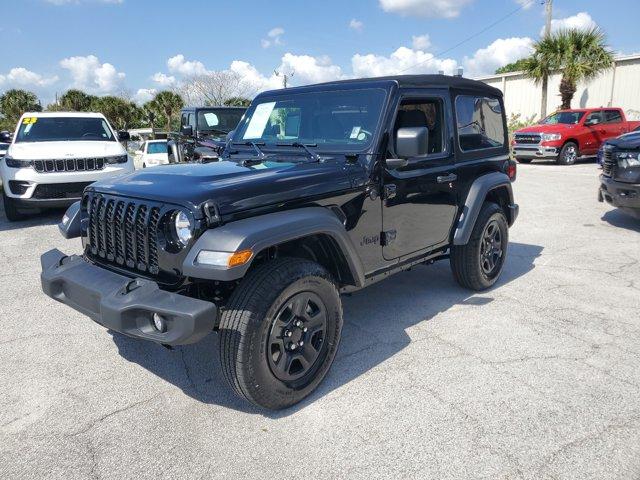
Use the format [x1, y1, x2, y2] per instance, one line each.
[381, 91, 458, 260]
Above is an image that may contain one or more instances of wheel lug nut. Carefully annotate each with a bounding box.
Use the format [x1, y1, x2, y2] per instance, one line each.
[289, 343, 296, 350]
[285, 330, 292, 337]
[295, 320, 303, 327]
[298, 341, 304, 346]
[303, 327, 308, 333]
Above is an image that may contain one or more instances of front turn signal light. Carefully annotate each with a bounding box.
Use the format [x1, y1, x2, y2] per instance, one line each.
[196, 249, 253, 268]
[228, 250, 253, 267]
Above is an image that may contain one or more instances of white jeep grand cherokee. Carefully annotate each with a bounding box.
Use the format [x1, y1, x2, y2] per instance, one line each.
[1, 112, 134, 221]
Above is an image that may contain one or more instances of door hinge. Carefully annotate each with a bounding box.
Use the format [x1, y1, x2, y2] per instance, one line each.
[381, 230, 397, 246]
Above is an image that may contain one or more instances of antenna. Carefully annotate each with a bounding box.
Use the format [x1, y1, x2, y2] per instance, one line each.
[274, 69, 294, 88]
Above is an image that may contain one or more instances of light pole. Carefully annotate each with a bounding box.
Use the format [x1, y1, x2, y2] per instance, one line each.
[540, 0, 553, 118]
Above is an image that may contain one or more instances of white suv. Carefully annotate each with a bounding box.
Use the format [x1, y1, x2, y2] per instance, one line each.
[1, 112, 134, 221]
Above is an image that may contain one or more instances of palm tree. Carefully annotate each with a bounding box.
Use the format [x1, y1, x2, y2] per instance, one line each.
[524, 27, 614, 110]
[143, 100, 159, 131]
[59, 89, 96, 111]
[152, 91, 184, 133]
[0, 89, 41, 129]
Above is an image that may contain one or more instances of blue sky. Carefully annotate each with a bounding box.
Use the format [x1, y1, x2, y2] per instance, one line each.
[1, 0, 638, 104]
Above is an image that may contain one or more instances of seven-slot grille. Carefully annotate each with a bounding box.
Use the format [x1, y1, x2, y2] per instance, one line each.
[33, 157, 105, 173]
[602, 145, 615, 177]
[514, 133, 541, 145]
[85, 193, 162, 275]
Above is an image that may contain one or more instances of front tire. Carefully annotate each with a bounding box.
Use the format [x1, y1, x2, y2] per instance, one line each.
[2, 192, 27, 222]
[450, 202, 508, 291]
[557, 141, 578, 165]
[219, 257, 343, 410]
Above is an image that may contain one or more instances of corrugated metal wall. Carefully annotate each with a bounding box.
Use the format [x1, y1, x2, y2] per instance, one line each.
[477, 54, 640, 121]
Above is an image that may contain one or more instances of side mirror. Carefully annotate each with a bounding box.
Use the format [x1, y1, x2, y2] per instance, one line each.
[181, 125, 194, 137]
[0, 131, 12, 143]
[117, 130, 130, 141]
[396, 126, 429, 159]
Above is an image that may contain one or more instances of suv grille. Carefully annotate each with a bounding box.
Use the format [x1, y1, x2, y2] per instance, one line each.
[33, 182, 93, 199]
[85, 193, 162, 275]
[602, 146, 615, 177]
[514, 133, 541, 145]
[33, 157, 105, 173]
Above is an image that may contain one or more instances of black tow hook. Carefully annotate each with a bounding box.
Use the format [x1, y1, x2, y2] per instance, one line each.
[123, 279, 142, 295]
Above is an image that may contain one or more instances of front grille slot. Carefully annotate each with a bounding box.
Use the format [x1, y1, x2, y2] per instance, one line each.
[33, 157, 106, 173]
[514, 134, 541, 145]
[602, 147, 615, 177]
[85, 193, 164, 277]
[32, 182, 93, 199]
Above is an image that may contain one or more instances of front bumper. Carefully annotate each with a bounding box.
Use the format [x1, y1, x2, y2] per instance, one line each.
[599, 175, 640, 216]
[40, 249, 217, 345]
[512, 145, 558, 159]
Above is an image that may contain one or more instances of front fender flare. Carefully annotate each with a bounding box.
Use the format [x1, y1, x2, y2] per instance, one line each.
[453, 172, 515, 245]
[182, 207, 366, 286]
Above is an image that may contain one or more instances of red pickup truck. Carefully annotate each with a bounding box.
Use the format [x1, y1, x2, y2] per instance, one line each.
[512, 108, 640, 165]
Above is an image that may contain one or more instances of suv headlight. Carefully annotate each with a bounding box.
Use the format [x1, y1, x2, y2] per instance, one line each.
[617, 151, 640, 168]
[541, 133, 562, 142]
[173, 210, 193, 246]
[105, 154, 128, 164]
[4, 155, 33, 168]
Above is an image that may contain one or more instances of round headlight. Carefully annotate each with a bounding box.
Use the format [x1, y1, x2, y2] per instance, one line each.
[174, 211, 193, 246]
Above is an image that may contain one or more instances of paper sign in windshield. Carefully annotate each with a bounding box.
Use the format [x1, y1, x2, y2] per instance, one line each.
[243, 102, 276, 139]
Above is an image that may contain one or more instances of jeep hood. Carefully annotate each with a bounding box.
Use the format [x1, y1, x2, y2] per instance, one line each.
[8, 140, 125, 159]
[89, 157, 354, 216]
[608, 132, 640, 150]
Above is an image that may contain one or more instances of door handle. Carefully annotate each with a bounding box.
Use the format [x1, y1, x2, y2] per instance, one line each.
[437, 173, 457, 183]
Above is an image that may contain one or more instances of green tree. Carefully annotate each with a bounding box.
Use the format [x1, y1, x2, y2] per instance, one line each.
[152, 90, 184, 133]
[0, 89, 42, 130]
[524, 27, 614, 110]
[224, 96, 252, 107]
[495, 58, 530, 75]
[90, 96, 142, 130]
[142, 99, 160, 131]
[58, 89, 97, 111]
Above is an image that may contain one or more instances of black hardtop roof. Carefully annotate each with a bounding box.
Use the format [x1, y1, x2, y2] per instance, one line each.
[181, 106, 247, 112]
[260, 74, 502, 98]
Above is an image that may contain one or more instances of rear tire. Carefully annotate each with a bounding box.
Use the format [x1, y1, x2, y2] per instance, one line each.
[2, 192, 27, 222]
[450, 202, 508, 291]
[557, 142, 578, 165]
[515, 158, 532, 164]
[219, 257, 343, 410]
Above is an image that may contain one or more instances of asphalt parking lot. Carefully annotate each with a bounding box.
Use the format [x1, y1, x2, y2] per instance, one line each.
[1, 162, 639, 480]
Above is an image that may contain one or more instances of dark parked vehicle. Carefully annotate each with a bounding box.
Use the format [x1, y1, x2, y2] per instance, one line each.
[167, 106, 246, 163]
[597, 126, 640, 165]
[0, 130, 11, 157]
[41, 75, 518, 409]
[599, 130, 640, 218]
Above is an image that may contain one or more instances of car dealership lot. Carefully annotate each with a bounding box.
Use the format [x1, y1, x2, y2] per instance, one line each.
[1, 163, 639, 480]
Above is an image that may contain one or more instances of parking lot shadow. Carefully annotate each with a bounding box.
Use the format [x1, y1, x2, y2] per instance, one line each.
[601, 209, 640, 232]
[110, 242, 543, 417]
[0, 201, 64, 232]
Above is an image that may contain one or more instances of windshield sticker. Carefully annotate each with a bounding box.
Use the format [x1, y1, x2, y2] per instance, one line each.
[244, 102, 276, 139]
[350, 126, 361, 139]
[22, 117, 37, 125]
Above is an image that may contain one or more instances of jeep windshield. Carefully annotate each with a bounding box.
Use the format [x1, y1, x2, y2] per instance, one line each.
[541, 111, 585, 125]
[15, 117, 116, 143]
[233, 88, 386, 152]
[198, 109, 245, 134]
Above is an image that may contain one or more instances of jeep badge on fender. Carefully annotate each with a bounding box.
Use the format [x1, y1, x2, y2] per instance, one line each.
[40, 75, 518, 410]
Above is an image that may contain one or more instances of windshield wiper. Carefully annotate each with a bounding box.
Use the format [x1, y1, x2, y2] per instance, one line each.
[276, 142, 321, 162]
[232, 141, 266, 159]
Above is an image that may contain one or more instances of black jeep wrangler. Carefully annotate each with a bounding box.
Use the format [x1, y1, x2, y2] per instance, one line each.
[167, 106, 246, 163]
[599, 131, 640, 218]
[41, 75, 518, 410]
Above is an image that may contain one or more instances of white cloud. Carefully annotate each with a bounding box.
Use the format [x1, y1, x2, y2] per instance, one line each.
[151, 72, 176, 86]
[412, 34, 431, 51]
[261, 27, 285, 48]
[379, 0, 473, 18]
[515, 0, 533, 9]
[278, 53, 344, 84]
[0, 67, 58, 88]
[543, 12, 597, 36]
[349, 19, 364, 32]
[133, 88, 156, 104]
[167, 54, 207, 76]
[352, 46, 458, 77]
[463, 36, 534, 77]
[59, 55, 125, 93]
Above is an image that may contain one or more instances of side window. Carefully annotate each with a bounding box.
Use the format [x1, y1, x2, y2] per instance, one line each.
[181, 113, 188, 127]
[455, 95, 505, 152]
[604, 110, 622, 123]
[188, 113, 196, 129]
[393, 99, 444, 156]
[586, 110, 603, 124]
